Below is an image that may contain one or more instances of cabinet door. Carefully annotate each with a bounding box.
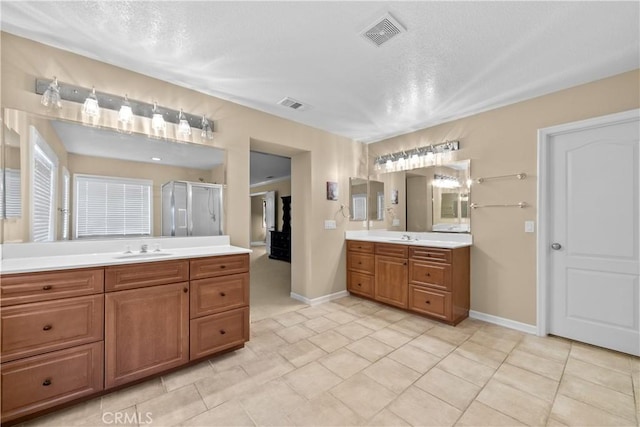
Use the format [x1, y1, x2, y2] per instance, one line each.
[375, 255, 408, 308]
[105, 282, 189, 388]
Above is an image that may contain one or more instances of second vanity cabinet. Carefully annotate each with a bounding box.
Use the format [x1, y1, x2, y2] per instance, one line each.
[0, 252, 250, 424]
[347, 240, 470, 325]
[104, 260, 190, 388]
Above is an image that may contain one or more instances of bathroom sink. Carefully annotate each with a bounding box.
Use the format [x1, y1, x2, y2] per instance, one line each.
[114, 252, 174, 260]
[386, 239, 417, 242]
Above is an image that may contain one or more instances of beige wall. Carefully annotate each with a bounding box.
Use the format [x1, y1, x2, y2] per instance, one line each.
[67, 153, 216, 237]
[370, 69, 640, 325]
[1, 32, 366, 301]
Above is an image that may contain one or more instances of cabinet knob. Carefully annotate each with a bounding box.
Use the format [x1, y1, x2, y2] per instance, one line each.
[183, 287, 188, 293]
[403, 262, 407, 265]
[43, 324, 52, 331]
[220, 292, 226, 297]
[220, 265, 226, 269]
[42, 378, 52, 386]
[426, 273, 431, 277]
[357, 283, 362, 287]
[43, 285, 52, 291]
[358, 261, 362, 265]
[220, 330, 226, 335]
[425, 300, 431, 305]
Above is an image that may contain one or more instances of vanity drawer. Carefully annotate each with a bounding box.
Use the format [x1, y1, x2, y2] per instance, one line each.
[1, 295, 104, 362]
[410, 247, 452, 263]
[1, 341, 104, 423]
[190, 273, 249, 318]
[409, 260, 452, 291]
[105, 260, 189, 291]
[409, 286, 451, 321]
[347, 271, 374, 298]
[347, 252, 375, 275]
[190, 307, 249, 360]
[347, 240, 374, 254]
[376, 243, 409, 258]
[190, 254, 250, 280]
[0, 268, 104, 307]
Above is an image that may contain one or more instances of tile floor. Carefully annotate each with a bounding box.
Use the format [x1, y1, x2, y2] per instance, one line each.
[21, 295, 640, 427]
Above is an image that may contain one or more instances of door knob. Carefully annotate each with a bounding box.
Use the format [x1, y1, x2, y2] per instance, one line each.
[551, 243, 562, 250]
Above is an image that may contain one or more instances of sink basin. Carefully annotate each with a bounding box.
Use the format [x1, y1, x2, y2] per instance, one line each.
[386, 239, 417, 242]
[114, 252, 174, 259]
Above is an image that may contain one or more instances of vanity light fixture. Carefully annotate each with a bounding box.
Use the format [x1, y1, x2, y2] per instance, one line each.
[151, 102, 166, 132]
[40, 76, 62, 110]
[201, 115, 214, 140]
[433, 174, 461, 189]
[151, 157, 162, 161]
[82, 87, 100, 118]
[177, 109, 191, 136]
[34, 78, 214, 138]
[118, 94, 133, 124]
[374, 140, 459, 172]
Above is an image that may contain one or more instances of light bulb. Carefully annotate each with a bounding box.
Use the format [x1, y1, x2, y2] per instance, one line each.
[41, 77, 62, 110]
[82, 87, 100, 118]
[200, 116, 213, 140]
[177, 109, 191, 136]
[118, 94, 133, 124]
[151, 102, 166, 132]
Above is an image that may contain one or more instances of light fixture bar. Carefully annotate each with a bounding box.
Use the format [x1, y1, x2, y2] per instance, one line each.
[374, 140, 460, 167]
[35, 78, 212, 131]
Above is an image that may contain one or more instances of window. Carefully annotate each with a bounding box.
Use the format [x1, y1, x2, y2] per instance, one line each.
[31, 127, 58, 242]
[377, 192, 384, 221]
[61, 167, 70, 240]
[1, 168, 22, 218]
[74, 174, 152, 239]
[352, 194, 367, 221]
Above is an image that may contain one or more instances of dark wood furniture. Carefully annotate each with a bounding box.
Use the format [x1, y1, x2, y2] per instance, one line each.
[269, 195, 291, 262]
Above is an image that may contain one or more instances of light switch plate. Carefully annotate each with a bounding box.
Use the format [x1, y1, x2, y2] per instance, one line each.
[525, 221, 535, 233]
[392, 218, 400, 226]
[324, 220, 337, 229]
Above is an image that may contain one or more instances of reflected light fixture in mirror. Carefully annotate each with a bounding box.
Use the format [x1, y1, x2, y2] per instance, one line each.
[375, 140, 459, 172]
[82, 87, 100, 118]
[201, 115, 213, 140]
[40, 76, 62, 110]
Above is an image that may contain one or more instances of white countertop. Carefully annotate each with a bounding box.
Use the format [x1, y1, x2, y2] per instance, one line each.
[0, 236, 251, 275]
[345, 230, 472, 249]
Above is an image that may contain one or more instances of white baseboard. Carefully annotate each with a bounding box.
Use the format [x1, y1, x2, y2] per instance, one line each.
[290, 290, 349, 306]
[469, 310, 537, 335]
[250, 241, 266, 246]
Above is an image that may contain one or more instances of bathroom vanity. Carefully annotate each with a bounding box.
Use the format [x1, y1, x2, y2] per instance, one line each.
[346, 231, 471, 325]
[0, 236, 250, 424]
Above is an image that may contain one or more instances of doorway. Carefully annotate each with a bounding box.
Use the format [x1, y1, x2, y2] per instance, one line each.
[249, 150, 304, 320]
[538, 109, 639, 356]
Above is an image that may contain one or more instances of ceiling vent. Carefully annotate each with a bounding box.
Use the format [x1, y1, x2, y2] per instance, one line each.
[361, 12, 406, 47]
[278, 97, 307, 111]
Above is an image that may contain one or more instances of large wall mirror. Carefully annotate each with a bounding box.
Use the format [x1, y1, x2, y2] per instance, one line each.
[1, 108, 226, 243]
[370, 159, 471, 233]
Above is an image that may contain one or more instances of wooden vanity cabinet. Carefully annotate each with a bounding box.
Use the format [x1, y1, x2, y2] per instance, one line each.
[104, 261, 190, 389]
[346, 240, 375, 298]
[374, 243, 408, 308]
[0, 268, 105, 423]
[189, 254, 250, 360]
[346, 240, 470, 325]
[408, 246, 470, 325]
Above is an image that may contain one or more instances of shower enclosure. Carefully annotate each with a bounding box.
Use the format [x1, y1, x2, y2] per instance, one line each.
[161, 181, 223, 237]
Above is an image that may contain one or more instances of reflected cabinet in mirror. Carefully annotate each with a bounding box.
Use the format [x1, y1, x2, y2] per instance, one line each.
[0, 108, 226, 243]
[371, 159, 471, 233]
[348, 177, 384, 222]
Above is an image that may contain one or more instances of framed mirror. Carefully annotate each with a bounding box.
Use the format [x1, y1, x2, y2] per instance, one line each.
[1, 108, 226, 243]
[348, 177, 385, 222]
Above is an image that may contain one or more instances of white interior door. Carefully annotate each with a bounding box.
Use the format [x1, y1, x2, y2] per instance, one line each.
[543, 110, 639, 356]
[265, 191, 276, 254]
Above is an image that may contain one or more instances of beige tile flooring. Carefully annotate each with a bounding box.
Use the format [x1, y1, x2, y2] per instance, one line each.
[22, 294, 640, 427]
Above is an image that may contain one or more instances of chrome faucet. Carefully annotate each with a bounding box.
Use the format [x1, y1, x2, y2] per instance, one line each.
[140, 244, 149, 253]
[401, 234, 411, 240]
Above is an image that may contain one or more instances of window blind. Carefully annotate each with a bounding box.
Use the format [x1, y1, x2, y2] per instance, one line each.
[32, 144, 57, 242]
[61, 167, 70, 240]
[74, 175, 152, 239]
[352, 194, 367, 221]
[1, 168, 22, 218]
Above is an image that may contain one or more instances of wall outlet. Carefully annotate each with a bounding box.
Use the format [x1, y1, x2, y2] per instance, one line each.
[324, 220, 337, 229]
[525, 221, 535, 233]
[392, 218, 400, 226]
[362, 221, 368, 228]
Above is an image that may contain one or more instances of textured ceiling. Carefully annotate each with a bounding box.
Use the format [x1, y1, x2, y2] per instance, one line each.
[1, 1, 639, 143]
